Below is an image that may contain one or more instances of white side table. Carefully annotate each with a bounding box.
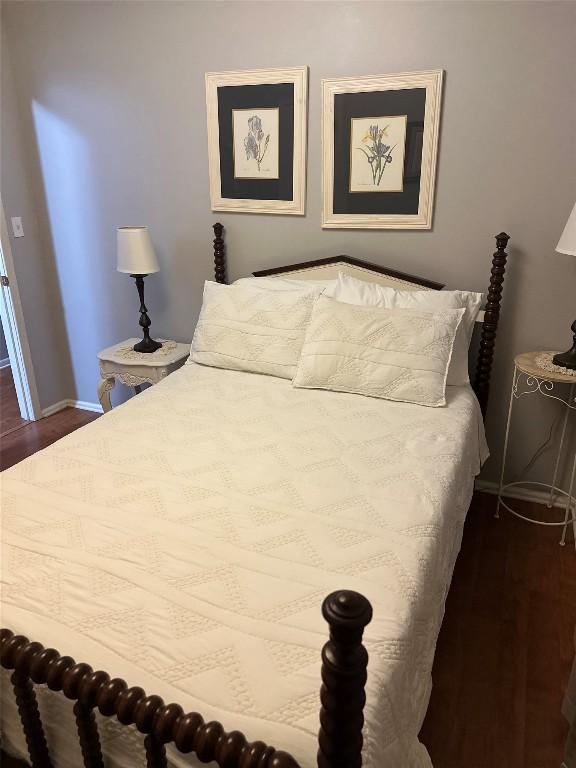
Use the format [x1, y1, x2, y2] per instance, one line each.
[497, 351, 576, 546]
[97, 338, 190, 413]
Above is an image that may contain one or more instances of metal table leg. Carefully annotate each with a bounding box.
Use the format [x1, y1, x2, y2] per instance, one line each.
[561, 452, 576, 548]
[549, 383, 575, 508]
[496, 366, 518, 519]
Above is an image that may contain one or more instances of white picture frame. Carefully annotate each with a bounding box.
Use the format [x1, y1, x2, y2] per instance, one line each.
[206, 66, 308, 215]
[322, 70, 444, 229]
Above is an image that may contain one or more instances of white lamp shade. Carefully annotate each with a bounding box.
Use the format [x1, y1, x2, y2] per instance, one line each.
[557, 202, 576, 257]
[117, 227, 160, 274]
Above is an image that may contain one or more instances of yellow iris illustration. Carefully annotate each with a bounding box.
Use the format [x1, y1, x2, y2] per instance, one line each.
[361, 125, 388, 143]
[357, 123, 395, 186]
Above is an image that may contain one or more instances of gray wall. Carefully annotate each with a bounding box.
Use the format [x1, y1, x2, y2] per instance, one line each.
[1, 1, 575, 483]
[1, 18, 74, 405]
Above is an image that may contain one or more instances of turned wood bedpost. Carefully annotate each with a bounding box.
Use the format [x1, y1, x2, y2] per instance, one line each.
[474, 232, 510, 417]
[317, 590, 373, 768]
[213, 222, 227, 284]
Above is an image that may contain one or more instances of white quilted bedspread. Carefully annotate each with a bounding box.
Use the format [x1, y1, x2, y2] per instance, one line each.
[1, 362, 488, 767]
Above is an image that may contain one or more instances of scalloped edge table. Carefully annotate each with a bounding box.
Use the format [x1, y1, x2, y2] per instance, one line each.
[497, 351, 576, 547]
[97, 339, 190, 413]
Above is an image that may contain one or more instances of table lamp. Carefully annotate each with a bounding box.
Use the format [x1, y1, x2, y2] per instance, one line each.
[117, 226, 162, 353]
[553, 202, 576, 370]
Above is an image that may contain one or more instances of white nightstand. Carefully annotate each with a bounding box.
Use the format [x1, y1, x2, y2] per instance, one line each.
[497, 351, 576, 546]
[97, 338, 190, 413]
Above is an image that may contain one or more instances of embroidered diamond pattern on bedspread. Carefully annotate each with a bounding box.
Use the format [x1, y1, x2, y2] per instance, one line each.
[0, 362, 488, 768]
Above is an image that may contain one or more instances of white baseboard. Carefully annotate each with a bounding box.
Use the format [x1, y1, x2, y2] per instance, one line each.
[42, 399, 103, 418]
[475, 479, 561, 507]
[41, 400, 69, 417]
[70, 399, 104, 414]
[0, 357, 10, 370]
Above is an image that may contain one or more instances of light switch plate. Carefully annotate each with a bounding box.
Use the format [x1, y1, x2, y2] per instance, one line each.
[11, 217, 24, 238]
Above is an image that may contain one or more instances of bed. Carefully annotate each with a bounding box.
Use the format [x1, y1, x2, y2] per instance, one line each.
[0, 225, 510, 768]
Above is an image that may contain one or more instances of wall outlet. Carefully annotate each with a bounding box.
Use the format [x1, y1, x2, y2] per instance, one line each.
[11, 217, 24, 238]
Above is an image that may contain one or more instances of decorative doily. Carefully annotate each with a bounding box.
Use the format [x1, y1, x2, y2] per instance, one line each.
[116, 340, 178, 360]
[534, 351, 576, 377]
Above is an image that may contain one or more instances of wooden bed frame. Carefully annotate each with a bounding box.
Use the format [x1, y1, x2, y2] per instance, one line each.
[1, 224, 510, 768]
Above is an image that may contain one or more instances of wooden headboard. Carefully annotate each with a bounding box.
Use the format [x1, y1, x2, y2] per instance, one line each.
[211, 222, 510, 417]
[253, 255, 443, 291]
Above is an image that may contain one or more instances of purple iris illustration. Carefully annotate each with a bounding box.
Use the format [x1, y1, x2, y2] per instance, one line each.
[358, 124, 396, 186]
[244, 115, 270, 171]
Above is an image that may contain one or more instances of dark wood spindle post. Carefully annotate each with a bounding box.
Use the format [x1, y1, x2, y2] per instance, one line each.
[62, 663, 105, 768]
[0, 631, 53, 768]
[317, 590, 373, 768]
[213, 222, 226, 284]
[73, 701, 105, 768]
[11, 669, 53, 768]
[144, 734, 168, 768]
[75, 669, 109, 768]
[473, 232, 510, 416]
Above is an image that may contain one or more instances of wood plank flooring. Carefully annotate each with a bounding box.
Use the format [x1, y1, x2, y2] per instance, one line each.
[0, 406, 98, 471]
[420, 492, 574, 767]
[1, 408, 574, 767]
[0, 367, 28, 436]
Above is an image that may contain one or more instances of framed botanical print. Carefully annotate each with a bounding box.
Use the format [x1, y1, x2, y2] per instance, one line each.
[206, 67, 308, 215]
[322, 70, 443, 229]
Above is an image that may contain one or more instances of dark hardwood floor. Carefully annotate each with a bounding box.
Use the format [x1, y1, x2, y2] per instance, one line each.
[421, 493, 574, 767]
[1, 408, 574, 767]
[0, 367, 28, 437]
[0, 406, 98, 471]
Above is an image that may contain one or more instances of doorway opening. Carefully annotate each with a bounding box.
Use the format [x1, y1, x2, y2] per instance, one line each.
[0, 205, 41, 436]
[0, 330, 29, 436]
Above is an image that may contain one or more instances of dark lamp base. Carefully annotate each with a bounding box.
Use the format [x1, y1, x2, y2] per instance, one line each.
[133, 337, 162, 354]
[552, 319, 576, 370]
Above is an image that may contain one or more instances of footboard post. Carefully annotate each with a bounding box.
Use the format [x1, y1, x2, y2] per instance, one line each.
[317, 591, 373, 768]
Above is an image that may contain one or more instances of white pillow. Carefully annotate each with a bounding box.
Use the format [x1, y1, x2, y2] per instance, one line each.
[326, 273, 483, 385]
[234, 276, 336, 291]
[191, 280, 318, 379]
[293, 295, 465, 407]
